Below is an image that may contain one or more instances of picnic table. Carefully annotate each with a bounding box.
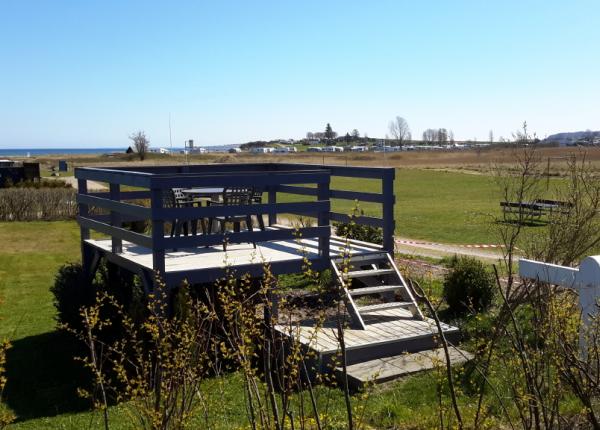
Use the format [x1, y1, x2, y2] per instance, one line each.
[179, 188, 225, 235]
[500, 199, 572, 220]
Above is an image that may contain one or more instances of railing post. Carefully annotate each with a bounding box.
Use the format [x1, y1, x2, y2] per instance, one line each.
[78, 177, 92, 276]
[78, 178, 90, 240]
[150, 187, 166, 283]
[317, 175, 331, 264]
[110, 183, 122, 253]
[382, 168, 396, 254]
[268, 186, 277, 226]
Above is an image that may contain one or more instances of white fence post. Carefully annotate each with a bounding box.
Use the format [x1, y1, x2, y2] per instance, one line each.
[519, 256, 600, 354]
[577, 257, 600, 331]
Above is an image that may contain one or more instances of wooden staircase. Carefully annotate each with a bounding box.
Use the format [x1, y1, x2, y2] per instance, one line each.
[331, 252, 424, 330]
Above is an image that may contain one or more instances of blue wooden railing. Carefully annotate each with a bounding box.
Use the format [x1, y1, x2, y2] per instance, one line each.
[75, 163, 395, 276]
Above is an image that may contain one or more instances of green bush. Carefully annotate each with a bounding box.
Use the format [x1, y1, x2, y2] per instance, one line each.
[51, 261, 146, 333]
[50, 263, 96, 332]
[334, 222, 383, 245]
[443, 256, 495, 315]
[5, 179, 72, 189]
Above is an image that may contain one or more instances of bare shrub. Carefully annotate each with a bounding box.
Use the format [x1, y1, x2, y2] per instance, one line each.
[526, 152, 600, 265]
[72, 280, 216, 429]
[0, 188, 77, 221]
[471, 142, 600, 429]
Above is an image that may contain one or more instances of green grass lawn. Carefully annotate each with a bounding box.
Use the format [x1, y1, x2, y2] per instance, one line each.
[0, 169, 572, 428]
[282, 168, 534, 245]
[0, 221, 484, 429]
[394, 169, 499, 243]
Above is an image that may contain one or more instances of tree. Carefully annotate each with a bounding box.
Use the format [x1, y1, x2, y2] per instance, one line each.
[449, 130, 455, 145]
[351, 129, 360, 140]
[388, 116, 411, 147]
[489, 130, 494, 143]
[512, 121, 534, 145]
[344, 132, 351, 143]
[437, 128, 448, 145]
[422, 128, 437, 145]
[324, 123, 336, 140]
[129, 131, 149, 161]
[306, 132, 314, 140]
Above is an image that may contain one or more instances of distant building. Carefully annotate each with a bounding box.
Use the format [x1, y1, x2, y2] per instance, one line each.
[274, 146, 297, 153]
[125, 146, 134, 154]
[228, 147, 242, 153]
[149, 147, 172, 155]
[189, 147, 207, 154]
[0, 162, 40, 187]
[250, 147, 274, 154]
[373, 146, 400, 152]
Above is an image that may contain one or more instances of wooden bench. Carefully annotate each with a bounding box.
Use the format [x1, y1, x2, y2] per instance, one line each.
[500, 199, 572, 221]
[533, 199, 573, 216]
[500, 201, 543, 219]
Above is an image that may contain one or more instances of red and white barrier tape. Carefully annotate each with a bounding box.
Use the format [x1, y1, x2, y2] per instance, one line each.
[396, 239, 514, 250]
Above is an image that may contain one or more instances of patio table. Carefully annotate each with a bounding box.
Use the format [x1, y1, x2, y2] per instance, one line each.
[181, 187, 224, 198]
[181, 188, 225, 235]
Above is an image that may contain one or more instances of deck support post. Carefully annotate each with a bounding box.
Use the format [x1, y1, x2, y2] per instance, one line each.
[78, 178, 93, 281]
[82, 241, 100, 284]
[139, 268, 154, 296]
[317, 176, 331, 265]
[110, 183, 122, 254]
[382, 169, 396, 255]
[268, 186, 277, 226]
[150, 188, 166, 288]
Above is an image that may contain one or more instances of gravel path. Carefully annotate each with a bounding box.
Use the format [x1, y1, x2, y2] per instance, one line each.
[395, 237, 510, 262]
[48, 176, 108, 191]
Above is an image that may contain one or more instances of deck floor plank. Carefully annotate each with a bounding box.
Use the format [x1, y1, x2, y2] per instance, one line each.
[277, 307, 459, 355]
[86, 233, 379, 274]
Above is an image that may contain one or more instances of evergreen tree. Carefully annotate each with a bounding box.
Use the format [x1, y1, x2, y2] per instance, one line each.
[324, 123, 335, 140]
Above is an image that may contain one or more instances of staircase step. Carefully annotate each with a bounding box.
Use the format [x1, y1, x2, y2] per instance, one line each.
[332, 252, 389, 264]
[349, 285, 405, 296]
[342, 268, 395, 279]
[357, 302, 414, 312]
[337, 347, 474, 388]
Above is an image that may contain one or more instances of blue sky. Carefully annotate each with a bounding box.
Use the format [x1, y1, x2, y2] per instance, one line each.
[0, 0, 598, 148]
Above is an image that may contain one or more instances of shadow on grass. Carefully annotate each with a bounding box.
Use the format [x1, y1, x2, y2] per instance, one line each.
[494, 219, 548, 228]
[4, 330, 90, 422]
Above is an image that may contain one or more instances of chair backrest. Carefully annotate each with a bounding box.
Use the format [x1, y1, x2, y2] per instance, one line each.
[251, 188, 263, 204]
[172, 188, 189, 207]
[223, 187, 252, 206]
[162, 189, 176, 208]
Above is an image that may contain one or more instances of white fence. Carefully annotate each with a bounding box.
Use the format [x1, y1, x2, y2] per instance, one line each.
[519, 256, 600, 351]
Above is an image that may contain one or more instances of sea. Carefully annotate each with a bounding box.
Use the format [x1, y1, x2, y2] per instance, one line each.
[0, 148, 127, 157]
[0, 146, 235, 157]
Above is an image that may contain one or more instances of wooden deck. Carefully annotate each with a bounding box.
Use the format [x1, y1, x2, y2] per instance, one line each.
[76, 163, 397, 288]
[340, 347, 473, 388]
[275, 306, 460, 368]
[86, 232, 382, 275]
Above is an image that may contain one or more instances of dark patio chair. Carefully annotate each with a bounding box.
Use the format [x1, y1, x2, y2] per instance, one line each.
[161, 189, 186, 243]
[172, 188, 206, 236]
[251, 188, 266, 231]
[207, 187, 254, 251]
